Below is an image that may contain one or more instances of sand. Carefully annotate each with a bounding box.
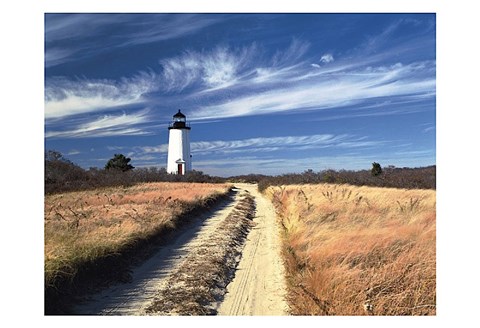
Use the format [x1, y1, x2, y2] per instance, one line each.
[217, 183, 288, 315]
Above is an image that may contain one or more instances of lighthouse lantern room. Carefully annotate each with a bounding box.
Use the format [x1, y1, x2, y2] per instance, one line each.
[167, 110, 192, 175]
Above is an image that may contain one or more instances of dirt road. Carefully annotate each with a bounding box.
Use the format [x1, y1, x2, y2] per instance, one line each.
[217, 183, 288, 315]
[73, 184, 288, 315]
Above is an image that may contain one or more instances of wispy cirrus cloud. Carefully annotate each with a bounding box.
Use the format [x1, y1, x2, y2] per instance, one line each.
[45, 14, 225, 67]
[140, 144, 169, 154]
[160, 44, 257, 92]
[45, 14, 126, 43]
[139, 134, 385, 156]
[45, 109, 151, 139]
[45, 14, 131, 68]
[246, 39, 311, 85]
[272, 39, 310, 67]
[45, 48, 79, 68]
[160, 39, 314, 92]
[119, 14, 225, 47]
[419, 122, 436, 133]
[192, 134, 348, 154]
[191, 60, 435, 120]
[45, 71, 158, 119]
[106, 146, 126, 151]
[423, 126, 435, 133]
[67, 149, 81, 156]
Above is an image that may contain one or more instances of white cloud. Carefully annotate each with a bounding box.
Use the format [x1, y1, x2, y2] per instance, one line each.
[45, 94, 137, 120]
[45, 14, 225, 67]
[45, 14, 125, 43]
[160, 45, 255, 92]
[119, 14, 225, 47]
[45, 110, 151, 138]
[202, 47, 240, 86]
[45, 48, 78, 68]
[272, 39, 310, 67]
[138, 134, 384, 157]
[45, 72, 158, 119]
[192, 134, 346, 154]
[320, 53, 334, 63]
[311, 63, 321, 68]
[250, 63, 302, 85]
[106, 146, 125, 151]
[423, 126, 436, 133]
[140, 144, 169, 154]
[160, 40, 312, 93]
[67, 149, 80, 155]
[191, 61, 436, 120]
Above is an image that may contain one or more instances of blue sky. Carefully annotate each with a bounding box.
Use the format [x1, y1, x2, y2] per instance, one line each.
[45, 13, 436, 176]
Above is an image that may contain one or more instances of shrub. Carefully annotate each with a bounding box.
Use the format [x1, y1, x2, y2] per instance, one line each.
[105, 154, 134, 172]
[371, 162, 382, 176]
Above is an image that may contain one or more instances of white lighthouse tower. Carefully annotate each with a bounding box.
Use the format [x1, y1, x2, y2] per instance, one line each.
[167, 110, 192, 175]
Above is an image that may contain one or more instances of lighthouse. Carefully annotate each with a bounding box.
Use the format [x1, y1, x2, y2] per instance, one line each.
[167, 110, 192, 175]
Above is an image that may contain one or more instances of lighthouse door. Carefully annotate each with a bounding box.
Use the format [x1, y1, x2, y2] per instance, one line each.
[177, 163, 183, 175]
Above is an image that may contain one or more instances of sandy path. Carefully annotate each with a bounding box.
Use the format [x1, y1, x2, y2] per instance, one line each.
[73, 184, 288, 315]
[74, 189, 243, 315]
[217, 183, 289, 315]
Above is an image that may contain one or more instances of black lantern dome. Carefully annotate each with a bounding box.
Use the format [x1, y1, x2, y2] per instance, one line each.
[169, 110, 191, 130]
[173, 110, 186, 120]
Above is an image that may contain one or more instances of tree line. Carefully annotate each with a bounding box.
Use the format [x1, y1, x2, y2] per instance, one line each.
[45, 150, 435, 194]
[227, 163, 435, 191]
[253, 164, 436, 192]
[44, 151, 224, 194]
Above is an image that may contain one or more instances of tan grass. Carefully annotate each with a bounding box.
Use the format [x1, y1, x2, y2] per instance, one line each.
[44, 182, 231, 287]
[266, 183, 436, 315]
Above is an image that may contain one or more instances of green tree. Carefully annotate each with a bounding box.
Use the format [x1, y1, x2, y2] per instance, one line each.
[105, 154, 134, 172]
[371, 162, 382, 177]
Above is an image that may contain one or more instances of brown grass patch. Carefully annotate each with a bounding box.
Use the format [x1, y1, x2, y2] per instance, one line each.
[266, 184, 436, 315]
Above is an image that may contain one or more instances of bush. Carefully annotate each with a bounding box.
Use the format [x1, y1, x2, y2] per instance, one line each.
[105, 154, 134, 172]
[371, 162, 382, 177]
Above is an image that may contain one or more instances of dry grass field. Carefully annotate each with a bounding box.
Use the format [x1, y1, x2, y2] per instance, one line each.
[266, 184, 436, 315]
[44, 182, 231, 292]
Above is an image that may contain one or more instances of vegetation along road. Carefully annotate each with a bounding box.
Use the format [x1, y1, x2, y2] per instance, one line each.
[73, 183, 288, 315]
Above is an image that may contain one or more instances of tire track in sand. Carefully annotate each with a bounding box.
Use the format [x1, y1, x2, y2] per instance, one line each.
[225, 213, 262, 315]
[217, 183, 289, 315]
